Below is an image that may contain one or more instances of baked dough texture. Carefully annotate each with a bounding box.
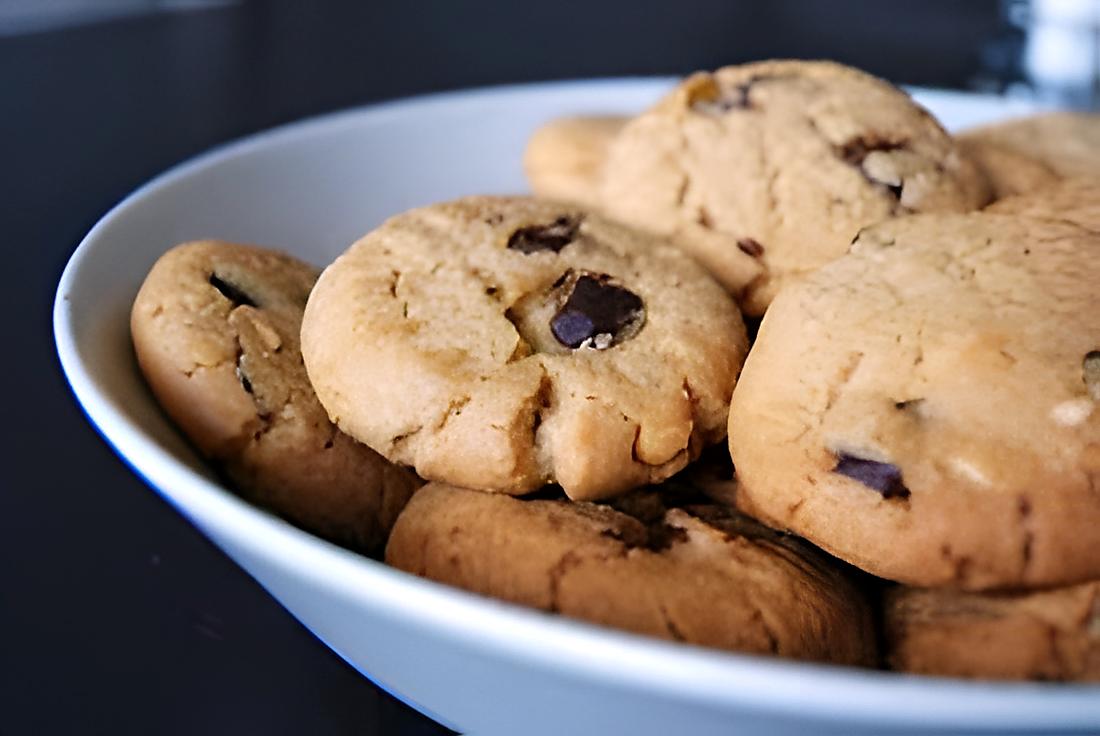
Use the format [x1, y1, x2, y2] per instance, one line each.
[987, 176, 1100, 232]
[301, 196, 747, 501]
[728, 213, 1100, 590]
[886, 583, 1100, 681]
[387, 481, 876, 665]
[956, 138, 1060, 201]
[524, 115, 627, 205]
[959, 112, 1100, 179]
[131, 240, 421, 551]
[599, 60, 990, 315]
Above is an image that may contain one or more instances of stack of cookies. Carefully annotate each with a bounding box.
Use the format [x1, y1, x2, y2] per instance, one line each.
[131, 59, 1100, 681]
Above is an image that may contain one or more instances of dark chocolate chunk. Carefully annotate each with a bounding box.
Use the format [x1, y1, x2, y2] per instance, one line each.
[836, 135, 905, 166]
[550, 311, 595, 348]
[833, 453, 910, 500]
[507, 215, 582, 254]
[691, 73, 789, 114]
[209, 273, 257, 308]
[693, 82, 752, 114]
[737, 238, 765, 257]
[835, 135, 908, 200]
[550, 273, 644, 349]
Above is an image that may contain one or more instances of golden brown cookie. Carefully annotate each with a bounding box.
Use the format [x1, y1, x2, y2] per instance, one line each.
[728, 213, 1100, 591]
[959, 112, 1100, 179]
[131, 241, 421, 552]
[987, 176, 1100, 232]
[301, 196, 747, 502]
[598, 60, 990, 315]
[956, 137, 1060, 201]
[386, 481, 876, 665]
[885, 583, 1100, 681]
[524, 115, 627, 205]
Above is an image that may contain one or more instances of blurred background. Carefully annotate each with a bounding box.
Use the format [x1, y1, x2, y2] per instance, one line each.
[3, 1, 1096, 734]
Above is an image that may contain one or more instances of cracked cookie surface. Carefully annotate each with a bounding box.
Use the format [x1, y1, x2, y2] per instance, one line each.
[385, 481, 876, 664]
[301, 197, 747, 501]
[885, 583, 1100, 681]
[599, 60, 990, 316]
[130, 240, 421, 552]
[728, 213, 1100, 590]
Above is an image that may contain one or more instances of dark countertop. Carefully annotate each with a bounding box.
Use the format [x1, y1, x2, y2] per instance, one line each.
[1, 1, 999, 733]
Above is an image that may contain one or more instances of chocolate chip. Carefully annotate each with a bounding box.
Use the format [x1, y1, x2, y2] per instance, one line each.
[691, 73, 787, 115]
[550, 311, 594, 348]
[550, 273, 645, 349]
[209, 273, 257, 308]
[833, 453, 910, 499]
[836, 135, 905, 166]
[737, 238, 765, 257]
[507, 215, 582, 254]
[1084, 351, 1100, 401]
[692, 83, 752, 114]
[835, 135, 908, 200]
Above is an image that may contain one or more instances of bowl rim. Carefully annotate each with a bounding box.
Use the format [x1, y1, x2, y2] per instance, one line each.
[54, 77, 1100, 730]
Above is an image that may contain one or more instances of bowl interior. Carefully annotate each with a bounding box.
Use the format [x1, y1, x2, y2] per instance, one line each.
[55, 78, 1099, 733]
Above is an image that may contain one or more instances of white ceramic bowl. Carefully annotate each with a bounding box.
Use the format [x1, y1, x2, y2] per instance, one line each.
[55, 79, 1099, 735]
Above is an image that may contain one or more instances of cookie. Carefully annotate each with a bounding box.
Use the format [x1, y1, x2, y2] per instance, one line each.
[301, 196, 747, 502]
[728, 213, 1100, 590]
[524, 115, 626, 204]
[987, 176, 1100, 232]
[131, 241, 422, 552]
[598, 60, 990, 315]
[955, 137, 1060, 201]
[959, 112, 1100, 179]
[885, 583, 1100, 681]
[386, 481, 876, 665]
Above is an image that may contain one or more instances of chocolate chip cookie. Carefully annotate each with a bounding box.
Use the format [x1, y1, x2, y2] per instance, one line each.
[599, 60, 990, 315]
[959, 112, 1100, 179]
[386, 481, 876, 665]
[131, 240, 421, 552]
[885, 583, 1100, 681]
[301, 196, 747, 502]
[728, 213, 1100, 590]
